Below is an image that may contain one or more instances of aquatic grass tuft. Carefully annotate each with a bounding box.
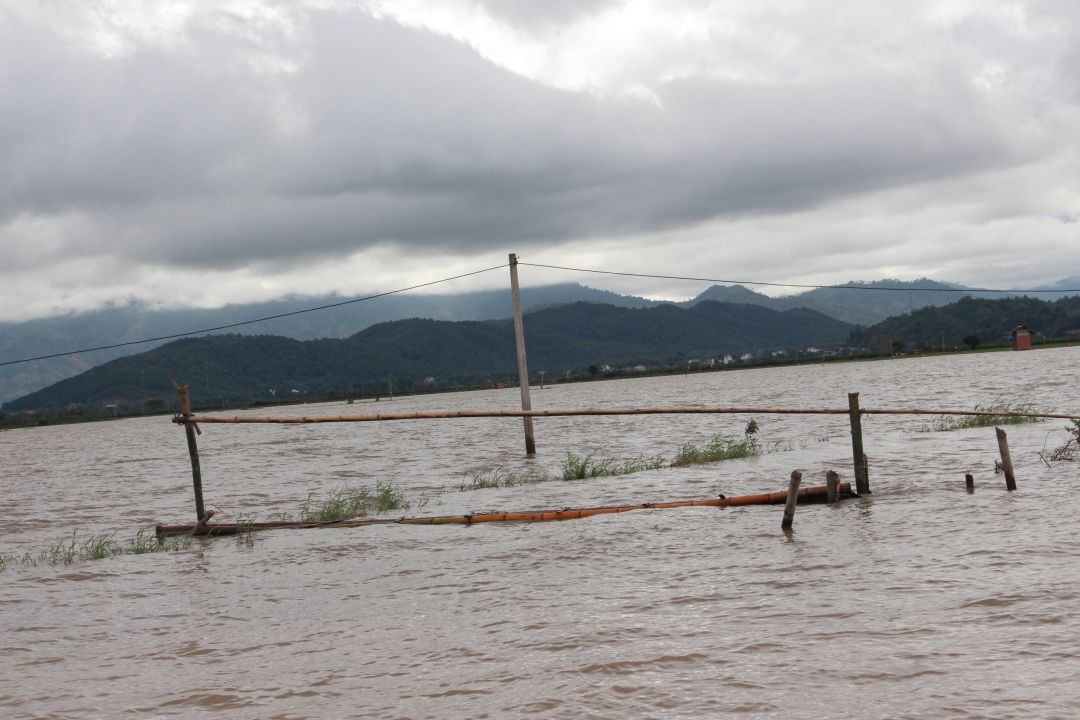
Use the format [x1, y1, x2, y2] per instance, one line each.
[128, 529, 192, 555]
[671, 421, 763, 467]
[917, 399, 1048, 432]
[561, 449, 666, 481]
[299, 480, 409, 522]
[0, 529, 184, 573]
[460, 467, 549, 491]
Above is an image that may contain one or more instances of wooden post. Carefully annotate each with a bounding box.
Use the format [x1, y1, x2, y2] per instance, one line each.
[848, 392, 870, 494]
[177, 385, 207, 521]
[781, 470, 802, 529]
[826, 470, 839, 503]
[965, 473, 974, 493]
[509, 253, 536, 455]
[995, 427, 1017, 491]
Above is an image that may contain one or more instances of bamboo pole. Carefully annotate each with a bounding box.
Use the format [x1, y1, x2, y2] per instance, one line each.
[178, 406, 1080, 424]
[996, 427, 1017, 491]
[848, 393, 870, 494]
[509, 253, 536, 455]
[176, 385, 207, 521]
[155, 482, 853, 536]
[781, 470, 802, 529]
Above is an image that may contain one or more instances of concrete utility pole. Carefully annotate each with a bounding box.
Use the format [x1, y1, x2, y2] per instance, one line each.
[509, 253, 536, 455]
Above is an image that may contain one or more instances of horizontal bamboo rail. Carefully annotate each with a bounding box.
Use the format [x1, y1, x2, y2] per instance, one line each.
[176, 407, 1080, 424]
[155, 482, 854, 536]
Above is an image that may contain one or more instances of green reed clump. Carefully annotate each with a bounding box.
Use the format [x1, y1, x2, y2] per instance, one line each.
[460, 467, 549, 492]
[918, 400, 1048, 432]
[299, 480, 409, 522]
[128, 529, 193, 555]
[671, 420, 762, 467]
[1, 530, 145, 572]
[561, 449, 666, 481]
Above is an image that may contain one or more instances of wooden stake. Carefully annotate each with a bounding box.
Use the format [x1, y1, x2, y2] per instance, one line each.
[781, 470, 802, 529]
[965, 473, 974, 493]
[848, 392, 870, 494]
[509, 253, 536, 455]
[995, 427, 1017, 491]
[176, 384, 207, 521]
[826, 470, 839, 503]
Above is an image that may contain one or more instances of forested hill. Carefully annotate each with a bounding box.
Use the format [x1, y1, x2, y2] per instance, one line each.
[5, 300, 853, 410]
[852, 295, 1080, 348]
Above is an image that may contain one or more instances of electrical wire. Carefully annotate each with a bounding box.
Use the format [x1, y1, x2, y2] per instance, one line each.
[518, 262, 1080, 294]
[0, 264, 508, 368]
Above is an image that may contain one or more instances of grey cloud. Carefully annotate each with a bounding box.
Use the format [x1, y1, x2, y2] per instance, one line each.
[0, 5, 1073, 276]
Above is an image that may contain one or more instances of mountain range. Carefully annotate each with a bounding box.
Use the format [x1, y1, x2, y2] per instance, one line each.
[4, 300, 854, 411]
[2, 275, 1077, 405]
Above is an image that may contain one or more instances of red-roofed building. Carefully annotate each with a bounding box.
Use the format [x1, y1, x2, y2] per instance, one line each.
[1011, 326, 1032, 351]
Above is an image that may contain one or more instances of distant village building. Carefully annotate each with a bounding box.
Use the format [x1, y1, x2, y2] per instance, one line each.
[1011, 326, 1032, 351]
[723, 355, 734, 364]
[633, 365, 647, 372]
[423, 377, 436, 384]
[494, 381, 505, 389]
[740, 353, 754, 361]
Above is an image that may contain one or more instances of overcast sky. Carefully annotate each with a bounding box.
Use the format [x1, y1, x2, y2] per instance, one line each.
[1, 0, 1078, 321]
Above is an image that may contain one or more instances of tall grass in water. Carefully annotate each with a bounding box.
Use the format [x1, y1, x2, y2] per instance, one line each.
[671, 420, 763, 467]
[1, 529, 194, 572]
[298, 480, 409, 522]
[917, 400, 1048, 432]
[460, 467, 548, 491]
[561, 450, 666, 480]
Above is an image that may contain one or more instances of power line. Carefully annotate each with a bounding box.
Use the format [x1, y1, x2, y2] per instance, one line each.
[0, 264, 507, 368]
[518, 262, 1080, 294]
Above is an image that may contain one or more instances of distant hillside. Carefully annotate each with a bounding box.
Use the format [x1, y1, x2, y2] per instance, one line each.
[852, 295, 1080, 348]
[4, 300, 854, 411]
[680, 279, 1029, 326]
[5, 273, 1075, 404]
[0, 283, 655, 404]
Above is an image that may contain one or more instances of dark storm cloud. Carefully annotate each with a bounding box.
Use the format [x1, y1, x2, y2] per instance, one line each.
[0, 5, 1046, 275]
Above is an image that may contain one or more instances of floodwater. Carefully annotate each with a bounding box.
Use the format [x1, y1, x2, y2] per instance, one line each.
[2, 348, 1080, 718]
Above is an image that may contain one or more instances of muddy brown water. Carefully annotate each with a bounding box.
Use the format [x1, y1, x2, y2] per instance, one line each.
[2, 348, 1080, 718]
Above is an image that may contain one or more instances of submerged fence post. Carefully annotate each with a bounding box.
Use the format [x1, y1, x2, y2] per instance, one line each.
[509, 253, 536, 455]
[781, 470, 802, 529]
[826, 470, 839, 503]
[848, 392, 870, 494]
[177, 384, 207, 521]
[995, 427, 1017, 491]
[965, 473, 975, 493]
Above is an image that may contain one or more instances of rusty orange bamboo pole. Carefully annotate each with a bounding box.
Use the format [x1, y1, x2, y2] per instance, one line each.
[155, 483, 853, 536]
[177, 407, 1080, 424]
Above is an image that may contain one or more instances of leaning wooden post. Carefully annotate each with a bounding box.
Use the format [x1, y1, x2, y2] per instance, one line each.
[848, 392, 870, 494]
[826, 470, 839, 503]
[995, 427, 1017, 491]
[177, 384, 207, 521]
[781, 470, 802, 529]
[509, 253, 536, 455]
